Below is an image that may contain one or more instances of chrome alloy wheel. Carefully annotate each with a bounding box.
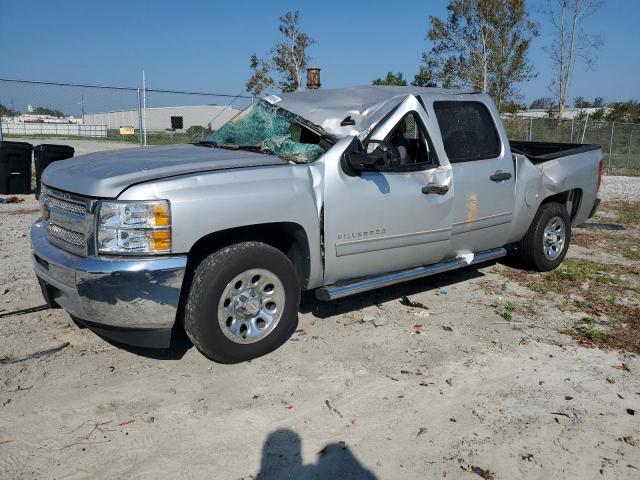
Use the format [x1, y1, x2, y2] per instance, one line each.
[543, 215, 566, 260]
[217, 268, 285, 344]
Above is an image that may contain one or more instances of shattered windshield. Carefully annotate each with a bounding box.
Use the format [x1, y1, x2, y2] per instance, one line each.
[205, 100, 329, 163]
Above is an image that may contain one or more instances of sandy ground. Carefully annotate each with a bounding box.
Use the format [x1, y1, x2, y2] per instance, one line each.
[1, 178, 639, 480]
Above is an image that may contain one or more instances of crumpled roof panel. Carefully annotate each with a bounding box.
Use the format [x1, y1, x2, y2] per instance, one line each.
[273, 85, 469, 138]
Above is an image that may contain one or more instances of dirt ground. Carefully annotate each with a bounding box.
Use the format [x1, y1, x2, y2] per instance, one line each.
[1, 177, 639, 480]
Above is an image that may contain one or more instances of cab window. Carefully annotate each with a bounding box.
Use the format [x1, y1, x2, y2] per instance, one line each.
[382, 112, 438, 169]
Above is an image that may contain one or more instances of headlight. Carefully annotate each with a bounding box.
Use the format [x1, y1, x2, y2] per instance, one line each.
[97, 200, 171, 254]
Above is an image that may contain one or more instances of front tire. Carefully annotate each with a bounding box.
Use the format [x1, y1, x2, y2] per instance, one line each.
[184, 241, 301, 363]
[519, 202, 571, 271]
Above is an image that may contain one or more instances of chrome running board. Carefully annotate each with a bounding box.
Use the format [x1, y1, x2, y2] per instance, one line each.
[315, 247, 506, 301]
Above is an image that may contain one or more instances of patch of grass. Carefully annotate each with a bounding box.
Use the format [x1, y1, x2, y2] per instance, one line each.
[624, 248, 640, 260]
[529, 280, 551, 294]
[501, 301, 518, 321]
[603, 201, 640, 226]
[550, 260, 591, 282]
[584, 318, 602, 342]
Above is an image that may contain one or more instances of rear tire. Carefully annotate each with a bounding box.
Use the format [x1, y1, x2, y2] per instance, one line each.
[184, 241, 300, 363]
[518, 202, 571, 271]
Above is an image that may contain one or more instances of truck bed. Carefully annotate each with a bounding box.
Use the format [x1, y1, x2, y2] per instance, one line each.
[510, 141, 601, 163]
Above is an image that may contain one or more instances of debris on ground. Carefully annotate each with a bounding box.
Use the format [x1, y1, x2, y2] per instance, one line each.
[469, 465, 495, 479]
[0, 196, 24, 204]
[612, 363, 631, 372]
[0, 342, 69, 364]
[619, 436, 639, 447]
[416, 427, 428, 437]
[373, 317, 387, 327]
[400, 296, 429, 309]
[442, 323, 454, 332]
[325, 399, 343, 418]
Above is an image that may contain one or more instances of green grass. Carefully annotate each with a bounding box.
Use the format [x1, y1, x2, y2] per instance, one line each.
[584, 317, 602, 342]
[501, 301, 518, 321]
[604, 201, 640, 225]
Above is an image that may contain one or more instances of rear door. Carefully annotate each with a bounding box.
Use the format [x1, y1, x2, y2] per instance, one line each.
[430, 98, 515, 254]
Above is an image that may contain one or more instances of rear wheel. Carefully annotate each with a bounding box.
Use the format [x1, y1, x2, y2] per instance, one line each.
[184, 241, 300, 363]
[518, 202, 571, 271]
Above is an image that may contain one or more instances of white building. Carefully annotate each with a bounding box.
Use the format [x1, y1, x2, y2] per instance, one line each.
[83, 105, 242, 132]
[509, 107, 610, 120]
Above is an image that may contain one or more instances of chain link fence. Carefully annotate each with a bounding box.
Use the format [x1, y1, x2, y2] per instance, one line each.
[502, 116, 640, 175]
[0, 78, 253, 148]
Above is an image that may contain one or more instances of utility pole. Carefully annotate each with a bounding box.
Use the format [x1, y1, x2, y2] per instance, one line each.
[78, 94, 86, 123]
[142, 70, 147, 147]
[137, 88, 144, 148]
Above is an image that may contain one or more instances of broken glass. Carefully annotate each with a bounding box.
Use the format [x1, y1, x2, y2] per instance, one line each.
[206, 100, 326, 163]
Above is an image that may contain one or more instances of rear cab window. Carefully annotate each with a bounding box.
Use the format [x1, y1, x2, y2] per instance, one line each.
[433, 101, 501, 163]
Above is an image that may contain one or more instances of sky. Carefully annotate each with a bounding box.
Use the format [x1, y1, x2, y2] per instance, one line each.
[1, 0, 638, 114]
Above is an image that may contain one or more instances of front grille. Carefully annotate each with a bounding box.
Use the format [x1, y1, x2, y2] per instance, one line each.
[43, 194, 87, 215]
[47, 223, 85, 247]
[42, 185, 94, 256]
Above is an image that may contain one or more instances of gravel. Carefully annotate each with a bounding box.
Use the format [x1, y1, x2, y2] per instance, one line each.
[600, 175, 640, 202]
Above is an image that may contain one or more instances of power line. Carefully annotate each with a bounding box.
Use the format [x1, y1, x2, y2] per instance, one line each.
[0, 77, 253, 99]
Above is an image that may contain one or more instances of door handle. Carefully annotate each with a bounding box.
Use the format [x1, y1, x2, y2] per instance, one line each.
[422, 184, 449, 195]
[490, 170, 512, 182]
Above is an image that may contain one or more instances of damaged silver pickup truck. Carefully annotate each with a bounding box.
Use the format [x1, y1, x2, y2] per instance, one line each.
[32, 86, 603, 362]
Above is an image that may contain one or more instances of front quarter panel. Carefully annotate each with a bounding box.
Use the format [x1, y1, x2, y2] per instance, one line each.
[118, 164, 323, 288]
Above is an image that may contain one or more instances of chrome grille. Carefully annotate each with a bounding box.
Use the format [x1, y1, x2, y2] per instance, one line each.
[47, 223, 85, 247]
[43, 194, 86, 215]
[42, 185, 94, 256]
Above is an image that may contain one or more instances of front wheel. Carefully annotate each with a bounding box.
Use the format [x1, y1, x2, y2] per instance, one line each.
[518, 202, 571, 271]
[184, 241, 301, 363]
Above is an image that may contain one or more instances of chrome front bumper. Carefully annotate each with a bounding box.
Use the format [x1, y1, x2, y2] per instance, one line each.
[31, 220, 187, 347]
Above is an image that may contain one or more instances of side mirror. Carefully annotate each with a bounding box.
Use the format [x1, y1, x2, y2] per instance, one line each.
[347, 140, 401, 172]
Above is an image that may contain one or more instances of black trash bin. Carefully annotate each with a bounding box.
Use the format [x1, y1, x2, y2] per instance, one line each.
[34, 144, 75, 198]
[0, 141, 33, 195]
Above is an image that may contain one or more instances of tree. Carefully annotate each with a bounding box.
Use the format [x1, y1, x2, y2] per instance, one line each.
[605, 101, 640, 123]
[530, 97, 554, 109]
[411, 53, 439, 87]
[32, 106, 64, 117]
[0, 103, 19, 117]
[246, 54, 274, 97]
[372, 72, 407, 86]
[423, 0, 538, 111]
[541, 0, 604, 120]
[573, 96, 589, 108]
[245, 10, 315, 95]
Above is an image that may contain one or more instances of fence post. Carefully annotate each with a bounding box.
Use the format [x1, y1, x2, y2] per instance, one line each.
[570, 118, 574, 143]
[528, 117, 533, 141]
[607, 122, 615, 175]
[628, 129, 634, 168]
[137, 88, 144, 148]
[0, 113, 3, 142]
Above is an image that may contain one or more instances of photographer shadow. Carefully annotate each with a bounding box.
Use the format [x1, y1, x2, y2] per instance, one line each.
[256, 429, 376, 480]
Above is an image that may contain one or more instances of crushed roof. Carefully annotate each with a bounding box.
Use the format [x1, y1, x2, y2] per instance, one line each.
[274, 85, 471, 137]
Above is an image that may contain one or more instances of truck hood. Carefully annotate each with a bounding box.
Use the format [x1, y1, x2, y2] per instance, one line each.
[42, 144, 287, 198]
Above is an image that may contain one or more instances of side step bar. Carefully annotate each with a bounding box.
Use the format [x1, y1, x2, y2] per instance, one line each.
[315, 247, 507, 301]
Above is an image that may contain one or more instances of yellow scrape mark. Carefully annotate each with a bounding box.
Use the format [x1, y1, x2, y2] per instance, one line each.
[467, 193, 478, 223]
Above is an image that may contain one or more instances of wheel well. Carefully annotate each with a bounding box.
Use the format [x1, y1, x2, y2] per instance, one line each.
[186, 223, 311, 289]
[541, 188, 582, 221]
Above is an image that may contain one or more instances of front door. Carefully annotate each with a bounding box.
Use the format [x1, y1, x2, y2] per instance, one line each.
[322, 96, 454, 285]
